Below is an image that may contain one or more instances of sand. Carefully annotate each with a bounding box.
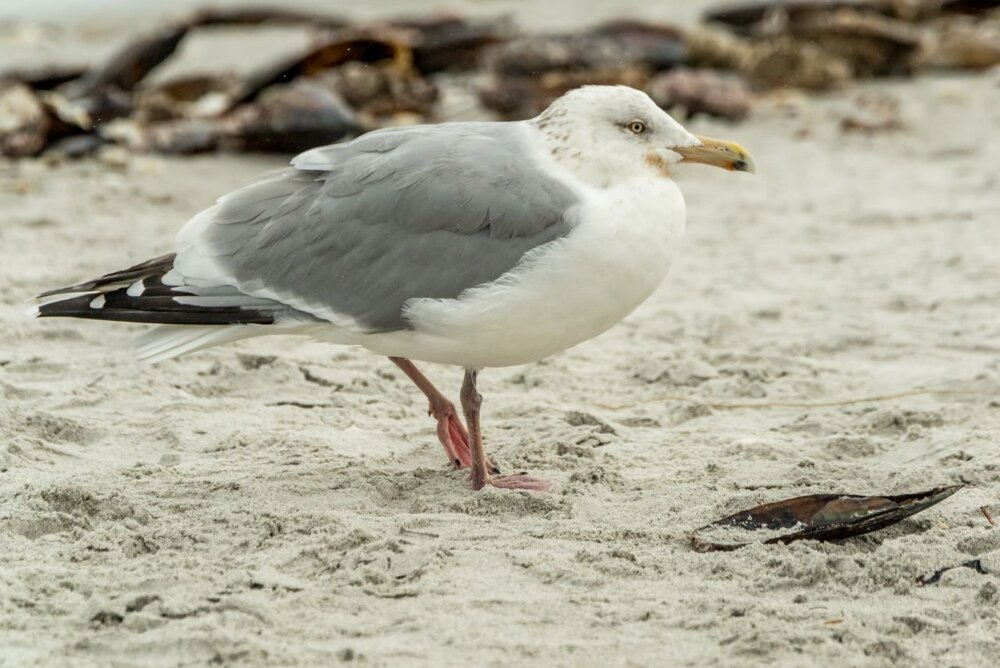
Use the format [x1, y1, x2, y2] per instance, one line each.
[2, 5, 1000, 667]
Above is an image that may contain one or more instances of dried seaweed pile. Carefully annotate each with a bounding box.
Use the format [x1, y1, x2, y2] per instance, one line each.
[1, 0, 998, 159]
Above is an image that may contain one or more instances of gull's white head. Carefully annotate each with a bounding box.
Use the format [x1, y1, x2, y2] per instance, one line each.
[531, 85, 754, 188]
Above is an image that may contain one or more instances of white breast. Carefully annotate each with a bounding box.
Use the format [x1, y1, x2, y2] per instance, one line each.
[350, 177, 687, 368]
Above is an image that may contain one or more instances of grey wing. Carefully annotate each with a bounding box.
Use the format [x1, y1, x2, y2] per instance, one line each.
[172, 122, 579, 332]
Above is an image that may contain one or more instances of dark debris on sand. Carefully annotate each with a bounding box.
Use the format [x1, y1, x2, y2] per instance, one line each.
[2, 1, 999, 158]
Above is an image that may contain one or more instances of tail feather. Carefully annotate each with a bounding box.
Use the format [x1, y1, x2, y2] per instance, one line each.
[132, 325, 260, 364]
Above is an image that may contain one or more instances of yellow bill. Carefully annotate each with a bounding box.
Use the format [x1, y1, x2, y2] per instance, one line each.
[675, 135, 756, 173]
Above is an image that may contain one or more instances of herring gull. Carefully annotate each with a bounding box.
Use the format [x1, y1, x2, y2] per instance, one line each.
[32, 85, 754, 492]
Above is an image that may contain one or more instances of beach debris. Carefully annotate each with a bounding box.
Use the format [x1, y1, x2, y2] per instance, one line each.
[207, 28, 436, 132]
[313, 60, 438, 121]
[691, 485, 962, 551]
[683, 25, 853, 90]
[479, 65, 648, 119]
[221, 30, 413, 112]
[126, 117, 220, 155]
[479, 23, 688, 119]
[699, 0, 1000, 85]
[485, 33, 643, 78]
[0, 82, 50, 157]
[784, 9, 924, 77]
[220, 80, 360, 153]
[18, 21, 192, 149]
[981, 505, 997, 526]
[839, 91, 904, 132]
[942, 0, 1000, 15]
[41, 21, 192, 134]
[133, 74, 239, 123]
[1, 3, 998, 158]
[125, 81, 360, 155]
[702, 1, 869, 34]
[648, 67, 753, 120]
[702, 1, 987, 32]
[917, 13, 1000, 70]
[744, 36, 855, 89]
[43, 85, 134, 131]
[131, 27, 435, 125]
[187, 5, 347, 30]
[917, 558, 990, 586]
[588, 20, 688, 70]
[395, 16, 512, 73]
[683, 24, 755, 71]
[0, 63, 88, 90]
[61, 22, 190, 100]
[45, 134, 109, 160]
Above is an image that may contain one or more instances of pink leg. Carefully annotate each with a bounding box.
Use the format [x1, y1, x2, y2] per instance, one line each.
[390, 357, 497, 473]
[460, 368, 549, 492]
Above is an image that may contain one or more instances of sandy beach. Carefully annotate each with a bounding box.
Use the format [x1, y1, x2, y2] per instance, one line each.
[2, 2, 1000, 666]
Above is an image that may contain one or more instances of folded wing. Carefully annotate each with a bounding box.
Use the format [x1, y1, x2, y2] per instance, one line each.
[36, 122, 580, 336]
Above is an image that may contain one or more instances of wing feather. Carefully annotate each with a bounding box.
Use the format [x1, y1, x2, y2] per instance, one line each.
[179, 122, 580, 332]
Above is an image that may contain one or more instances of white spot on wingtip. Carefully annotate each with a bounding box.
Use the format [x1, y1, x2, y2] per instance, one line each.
[126, 280, 145, 297]
[24, 304, 40, 318]
[89, 295, 106, 309]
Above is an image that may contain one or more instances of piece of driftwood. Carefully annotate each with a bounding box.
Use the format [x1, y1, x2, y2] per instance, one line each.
[187, 6, 347, 30]
[222, 29, 412, 113]
[60, 21, 190, 100]
[0, 64, 88, 90]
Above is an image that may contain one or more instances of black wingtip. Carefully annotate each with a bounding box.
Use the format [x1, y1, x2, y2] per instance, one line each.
[38, 253, 178, 299]
[32, 252, 276, 326]
[35, 291, 274, 325]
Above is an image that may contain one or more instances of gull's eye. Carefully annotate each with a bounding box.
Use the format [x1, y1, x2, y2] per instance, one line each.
[627, 120, 646, 135]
